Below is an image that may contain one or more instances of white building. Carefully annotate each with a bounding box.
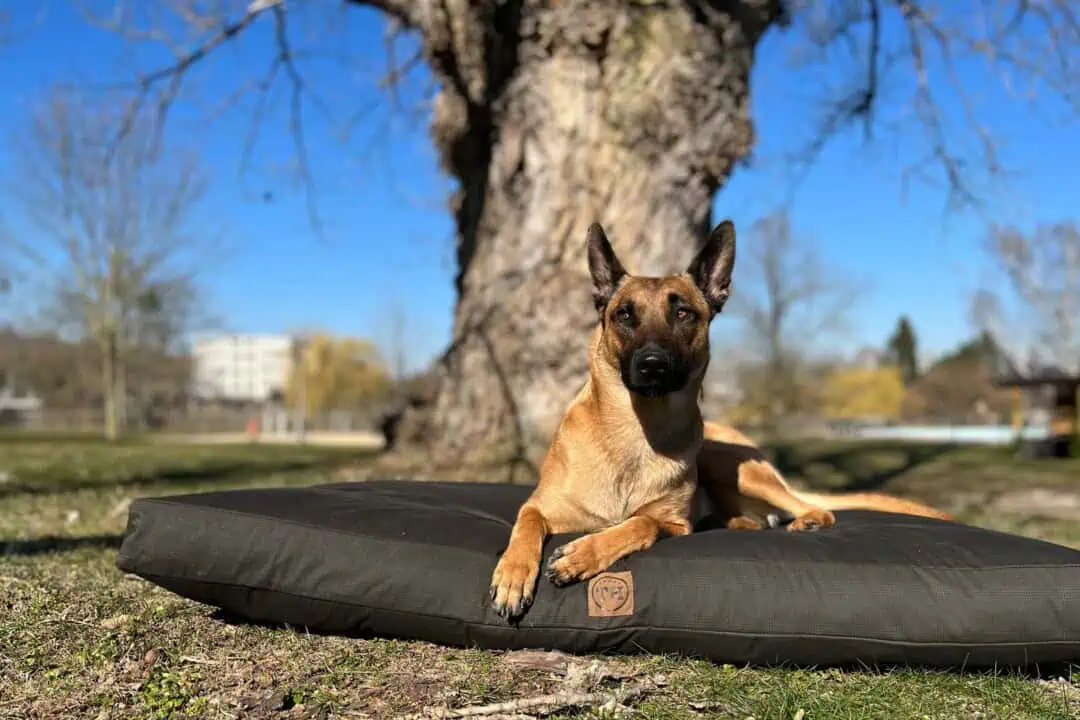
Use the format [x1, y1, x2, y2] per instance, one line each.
[851, 347, 884, 369]
[190, 333, 294, 402]
[0, 385, 43, 426]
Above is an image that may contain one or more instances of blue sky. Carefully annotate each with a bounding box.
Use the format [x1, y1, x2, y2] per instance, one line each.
[1, 2, 1076, 373]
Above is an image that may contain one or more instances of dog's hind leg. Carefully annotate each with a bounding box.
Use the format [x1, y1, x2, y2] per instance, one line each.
[490, 503, 550, 621]
[725, 515, 766, 530]
[736, 460, 836, 532]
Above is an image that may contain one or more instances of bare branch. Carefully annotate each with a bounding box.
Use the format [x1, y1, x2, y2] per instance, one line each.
[725, 209, 864, 431]
[270, 4, 322, 235]
[782, 0, 1079, 215]
[897, 2, 981, 212]
[72, 0, 188, 55]
[84, 2, 271, 156]
[976, 220, 1080, 374]
[381, 19, 425, 112]
[862, 0, 882, 137]
[73, 1, 432, 237]
[344, 0, 420, 28]
[237, 56, 283, 197]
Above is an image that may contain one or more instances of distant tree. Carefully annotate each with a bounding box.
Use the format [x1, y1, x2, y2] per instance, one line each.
[902, 333, 1013, 423]
[4, 87, 219, 440]
[285, 333, 390, 419]
[727, 210, 861, 435]
[884, 316, 920, 385]
[935, 330, 1002, 368]
[722, 359, 820, 430]
[376, 299, 410, 386]
[973, 221, 1080, 375]
[0, 329, 96, 408]
[820, 366, 905, 421]
[0, 325, 193, 416]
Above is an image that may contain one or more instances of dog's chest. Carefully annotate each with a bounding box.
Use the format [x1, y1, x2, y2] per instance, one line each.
[587, 449, 693, 524]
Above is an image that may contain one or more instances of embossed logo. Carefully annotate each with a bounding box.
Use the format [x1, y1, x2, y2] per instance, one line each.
[587, 571, 634, 617]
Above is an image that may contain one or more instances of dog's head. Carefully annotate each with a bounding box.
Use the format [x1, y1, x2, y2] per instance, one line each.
[587, 220, 735, 398]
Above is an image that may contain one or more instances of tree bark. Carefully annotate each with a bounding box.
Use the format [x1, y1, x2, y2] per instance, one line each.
[388, 1, 781, 478]
[102, 334, 120, 441]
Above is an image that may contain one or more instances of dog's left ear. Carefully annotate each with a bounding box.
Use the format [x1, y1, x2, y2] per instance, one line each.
[686, 220, 736, 315]
[586, 223, 627, 312]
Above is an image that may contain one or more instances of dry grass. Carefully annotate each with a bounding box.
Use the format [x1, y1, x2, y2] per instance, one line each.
[1, 433, 1079, 719]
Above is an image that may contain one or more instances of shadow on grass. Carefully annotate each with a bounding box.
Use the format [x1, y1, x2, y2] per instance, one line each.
[0, 455, 373, 499]
[205, 609, 1075, 680]
[767, 441, 960, 493]
[1, 533, 123, 557]
[0, 430, 154, 445]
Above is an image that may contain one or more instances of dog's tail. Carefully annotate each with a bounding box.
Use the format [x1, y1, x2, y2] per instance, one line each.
[792, 490, 954, 522]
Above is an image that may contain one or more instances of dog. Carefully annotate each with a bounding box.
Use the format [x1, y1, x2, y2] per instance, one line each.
[488, 219, 953, 621]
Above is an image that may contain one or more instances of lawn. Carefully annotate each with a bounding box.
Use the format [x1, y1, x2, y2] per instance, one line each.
[1, 434, 1078, 719]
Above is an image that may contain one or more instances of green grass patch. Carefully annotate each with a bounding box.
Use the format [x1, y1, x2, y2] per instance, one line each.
[0, 436, 372, 493]
[767, 439, 1080, 503]
[1, 437, 1078, 718]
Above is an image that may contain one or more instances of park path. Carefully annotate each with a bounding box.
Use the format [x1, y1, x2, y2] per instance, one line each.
[154, 430, 385, 450]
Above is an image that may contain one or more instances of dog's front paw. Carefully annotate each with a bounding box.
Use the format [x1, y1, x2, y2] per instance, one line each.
[489, 553, 539, 622]
[544, 538, 607, 587]
[787, 508, 836, 532]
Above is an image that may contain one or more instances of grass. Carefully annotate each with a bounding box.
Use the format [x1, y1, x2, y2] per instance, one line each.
[1, 433, 1079, 719]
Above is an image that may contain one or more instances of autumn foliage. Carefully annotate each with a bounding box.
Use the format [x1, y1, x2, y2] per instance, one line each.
[820, 366, 906, 421]
[284, 334, 390, 418]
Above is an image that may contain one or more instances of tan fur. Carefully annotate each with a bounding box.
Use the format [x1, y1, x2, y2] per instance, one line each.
[487, 221, 953, 622]
[696, 422, 953, 528]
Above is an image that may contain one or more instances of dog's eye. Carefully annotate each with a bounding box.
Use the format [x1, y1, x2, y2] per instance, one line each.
[613, 305, 632, 322]
[676, 308, 694, 321]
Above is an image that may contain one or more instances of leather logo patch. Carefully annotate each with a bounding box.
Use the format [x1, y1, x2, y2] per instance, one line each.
[587, 571, 634, 617]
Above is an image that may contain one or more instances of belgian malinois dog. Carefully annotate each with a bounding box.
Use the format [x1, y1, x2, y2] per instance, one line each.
[488, 219, 953, 621]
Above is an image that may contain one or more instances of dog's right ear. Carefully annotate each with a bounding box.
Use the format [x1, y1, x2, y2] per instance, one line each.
[586, 223, 627, 312]
[686, 219, 736, 316]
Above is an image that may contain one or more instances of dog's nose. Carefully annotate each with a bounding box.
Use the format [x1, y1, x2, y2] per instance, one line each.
[635, 351, 669, 379]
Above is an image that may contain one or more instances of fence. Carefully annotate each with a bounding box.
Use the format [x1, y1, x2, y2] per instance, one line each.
[14, 404, 388, 436]
[14, 406, 1051, 449]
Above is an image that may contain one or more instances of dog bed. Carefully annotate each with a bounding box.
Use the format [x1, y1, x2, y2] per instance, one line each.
[115, 479, 1080, 669]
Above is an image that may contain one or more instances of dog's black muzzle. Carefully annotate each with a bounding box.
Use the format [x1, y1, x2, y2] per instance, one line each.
[622, 343, 687, 397]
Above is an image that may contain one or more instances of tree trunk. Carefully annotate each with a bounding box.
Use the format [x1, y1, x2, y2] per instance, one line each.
[102, 335, 120, 442]
[389, 1, 780, 479]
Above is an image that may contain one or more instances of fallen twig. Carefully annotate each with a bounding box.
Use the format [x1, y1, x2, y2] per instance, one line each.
[179, 655, 223, 665]
[106, 497, 133, 521]
[35, 617, 107, 631]
[404, 680, 659, 719]
[501, 649, 571, 675]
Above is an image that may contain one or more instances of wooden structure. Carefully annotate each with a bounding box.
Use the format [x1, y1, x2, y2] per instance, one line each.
[994, 363, 1080, 459]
